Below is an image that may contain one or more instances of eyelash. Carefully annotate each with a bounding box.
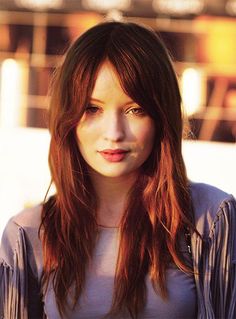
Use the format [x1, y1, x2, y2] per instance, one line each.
[85, 105, 100, 114]
[126, 107, 145, 116]
[84, 104, 146, 116]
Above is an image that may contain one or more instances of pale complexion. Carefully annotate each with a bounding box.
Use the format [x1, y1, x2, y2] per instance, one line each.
[76, 62, 155, 226]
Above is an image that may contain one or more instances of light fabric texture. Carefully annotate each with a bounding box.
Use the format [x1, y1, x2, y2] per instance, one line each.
[0, 182, 236, 318]
[190, 183, 236, 318]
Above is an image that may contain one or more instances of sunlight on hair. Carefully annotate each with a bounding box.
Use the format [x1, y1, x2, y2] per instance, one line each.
[181, 68, 205, 116]
[105, 9, 124, 22]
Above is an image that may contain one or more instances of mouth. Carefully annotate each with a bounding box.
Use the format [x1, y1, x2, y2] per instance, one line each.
[98, 149, 129, 162]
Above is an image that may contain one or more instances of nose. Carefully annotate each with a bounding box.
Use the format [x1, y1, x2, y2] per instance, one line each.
[103, 111, 125, 142]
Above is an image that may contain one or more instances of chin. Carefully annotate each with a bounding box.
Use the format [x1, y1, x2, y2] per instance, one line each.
[94, 167, 139, 179]
[99, 171, 131, 178]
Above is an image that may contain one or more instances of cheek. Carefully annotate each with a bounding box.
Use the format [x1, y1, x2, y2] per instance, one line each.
[75, 126, 83, 146]
[76, 124, 93, 145]
[76, 119, 102, 145]
[134, 121, 155, 149]
[75, 126, 91, 154]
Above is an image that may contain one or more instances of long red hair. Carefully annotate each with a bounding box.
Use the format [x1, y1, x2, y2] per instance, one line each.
[41, 21, 195, 318]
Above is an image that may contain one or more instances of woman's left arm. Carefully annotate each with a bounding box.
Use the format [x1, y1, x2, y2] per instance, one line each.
[206, 197, 236, 318]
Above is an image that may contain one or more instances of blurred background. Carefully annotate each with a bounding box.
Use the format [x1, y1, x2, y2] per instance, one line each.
[0, 0, 236, 237]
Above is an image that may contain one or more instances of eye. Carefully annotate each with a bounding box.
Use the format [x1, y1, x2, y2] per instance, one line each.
[127, 107, 146, 116]
[85, 104, 101, 114]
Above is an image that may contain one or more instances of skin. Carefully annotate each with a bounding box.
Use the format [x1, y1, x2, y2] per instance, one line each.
[76, 61, 155, 226]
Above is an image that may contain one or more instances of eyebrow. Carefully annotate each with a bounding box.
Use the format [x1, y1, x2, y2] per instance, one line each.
[90, 98, 136, 106]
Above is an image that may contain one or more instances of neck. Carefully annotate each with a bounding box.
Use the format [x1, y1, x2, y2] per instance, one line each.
[89, 172, 138, 227]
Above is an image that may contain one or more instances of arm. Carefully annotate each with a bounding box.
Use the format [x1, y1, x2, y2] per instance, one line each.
[206, 198, 236, 318]
[0, 218, 44, 319]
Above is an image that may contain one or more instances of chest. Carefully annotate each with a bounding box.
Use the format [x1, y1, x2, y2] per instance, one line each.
[43, 228, 197, 318]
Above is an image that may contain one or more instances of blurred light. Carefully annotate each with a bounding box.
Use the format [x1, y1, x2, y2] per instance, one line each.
[181, 68, 204, 116]
[105, 9, 124, 21]
[0, 59, 22, 128]
[15, 0, 63, 10]
[225, 89, 236, 108]
[194, 17, 236, 66]
[152, 0, 204, 15]
[82, 0, 131, 11]
[226, 0, 236, 15]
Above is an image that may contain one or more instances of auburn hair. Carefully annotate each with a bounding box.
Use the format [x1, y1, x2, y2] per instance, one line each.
[40, 21, 195, 318]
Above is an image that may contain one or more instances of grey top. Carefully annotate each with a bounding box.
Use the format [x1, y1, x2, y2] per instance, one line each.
[0, 182, 236, 318]
[44, 227, 196, 319]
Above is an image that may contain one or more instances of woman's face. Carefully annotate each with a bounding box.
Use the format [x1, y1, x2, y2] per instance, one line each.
[76, 62, 155, 179]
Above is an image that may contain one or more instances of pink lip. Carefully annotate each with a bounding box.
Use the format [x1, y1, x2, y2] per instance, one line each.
[99, 149, 129, 162]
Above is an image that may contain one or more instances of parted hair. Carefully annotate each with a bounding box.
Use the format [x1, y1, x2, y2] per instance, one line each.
[40, 21, 194, 318]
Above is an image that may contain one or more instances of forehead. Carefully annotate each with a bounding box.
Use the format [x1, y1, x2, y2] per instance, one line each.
[92, 62, 120, 92]
[91, 62, 132, 104]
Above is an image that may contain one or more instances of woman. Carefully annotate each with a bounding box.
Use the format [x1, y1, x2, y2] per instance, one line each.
[0, 21, 236, 319]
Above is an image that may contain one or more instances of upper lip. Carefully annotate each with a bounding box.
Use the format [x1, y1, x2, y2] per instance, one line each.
[99, 149, 129, 154]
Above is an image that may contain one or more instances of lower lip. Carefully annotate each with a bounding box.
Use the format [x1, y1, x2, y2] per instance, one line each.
[99, 152, 128, 162]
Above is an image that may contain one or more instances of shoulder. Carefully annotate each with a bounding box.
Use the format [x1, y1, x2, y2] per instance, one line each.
[11, 204, 43, 229]
[0, 205, 43, 278]
[189, 182, 235, 236]
[0, 206, 44, 316]
[1, 204, 43, 250]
